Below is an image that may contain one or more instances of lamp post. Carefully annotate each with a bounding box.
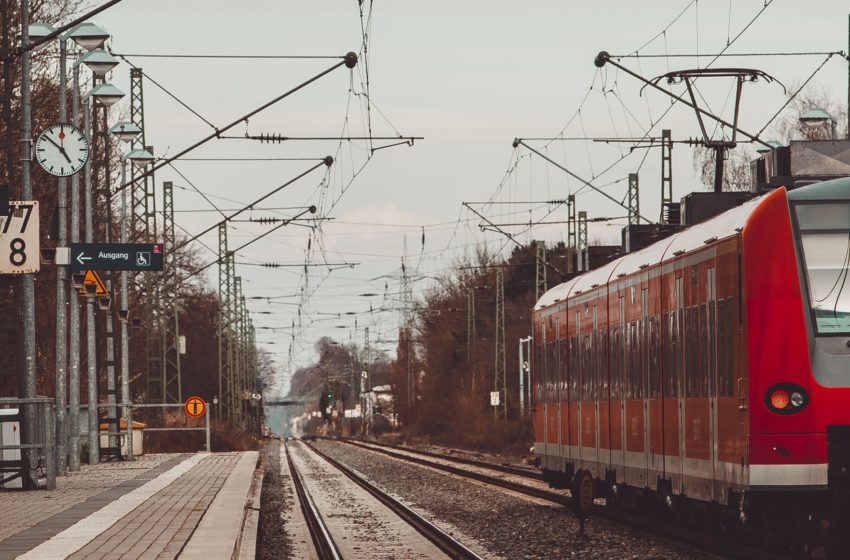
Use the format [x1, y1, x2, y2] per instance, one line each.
[113, 142, 152, 455]
[81, 60, 124, 465]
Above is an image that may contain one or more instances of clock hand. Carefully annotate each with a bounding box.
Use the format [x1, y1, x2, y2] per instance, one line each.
[58, 147, 72, 164]
[43, 135, 63, 151]
[44, 134, 73, 163]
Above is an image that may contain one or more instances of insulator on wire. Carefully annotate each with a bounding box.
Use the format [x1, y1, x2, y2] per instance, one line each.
[259, 133, 287, 144]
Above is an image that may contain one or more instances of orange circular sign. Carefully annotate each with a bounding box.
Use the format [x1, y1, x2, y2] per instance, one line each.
[184, 396, 206, 418]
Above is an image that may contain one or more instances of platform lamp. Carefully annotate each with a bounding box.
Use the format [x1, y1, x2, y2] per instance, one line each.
[799, 108, 838, 141]
[112, 131, 153, 462]
[77, 39, 122, 467]
[25, 23, 56, 50]
[67, 22, 110, 51]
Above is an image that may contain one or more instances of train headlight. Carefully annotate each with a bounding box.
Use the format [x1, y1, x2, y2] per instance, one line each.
[770, 389, 790, 410]
[764, 383, 809, 415]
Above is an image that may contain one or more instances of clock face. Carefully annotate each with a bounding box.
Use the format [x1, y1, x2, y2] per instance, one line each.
[35, 123, 90, 177]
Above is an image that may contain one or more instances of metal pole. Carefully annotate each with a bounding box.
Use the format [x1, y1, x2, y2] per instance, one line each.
[120, 161, 130, 457]
[19, 0, 37, 490]
[84, 97, 98, 465]
[126, 403, 133, 460]
[44, 403, 56, 490]
[518, 337, 525, 416]
[204, 406, 211, 452]
[54, 37, 68, 476]
[68, 64, 82, 471]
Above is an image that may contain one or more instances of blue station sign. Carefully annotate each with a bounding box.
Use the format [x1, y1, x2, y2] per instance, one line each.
[70, 243, 164, 272]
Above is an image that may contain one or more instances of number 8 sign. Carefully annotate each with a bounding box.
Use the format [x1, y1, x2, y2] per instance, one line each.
[0, 201, 39, 274]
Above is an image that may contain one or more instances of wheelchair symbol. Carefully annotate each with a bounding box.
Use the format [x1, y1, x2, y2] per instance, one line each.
[136, 252, 150, 267]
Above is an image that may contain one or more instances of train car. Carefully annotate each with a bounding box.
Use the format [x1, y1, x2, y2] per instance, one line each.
[532, 177, 850, 557]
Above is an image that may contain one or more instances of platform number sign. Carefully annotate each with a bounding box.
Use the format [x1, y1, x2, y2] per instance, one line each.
[184, 396, 206, 419]
[0, 201, 39, 274]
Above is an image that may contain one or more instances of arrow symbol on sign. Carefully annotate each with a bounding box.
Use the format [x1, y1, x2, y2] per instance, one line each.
[76, 252, 91, 266]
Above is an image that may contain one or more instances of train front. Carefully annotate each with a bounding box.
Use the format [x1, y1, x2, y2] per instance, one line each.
[744, 177, 850, 556]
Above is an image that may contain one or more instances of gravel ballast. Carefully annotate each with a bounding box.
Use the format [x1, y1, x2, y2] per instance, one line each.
[312, 439, 725, 560]
[257, 439, 291, 560]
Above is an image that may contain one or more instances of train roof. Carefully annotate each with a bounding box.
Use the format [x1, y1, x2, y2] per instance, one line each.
[534, 188, 777, 311]
[787, 176, 850, 201]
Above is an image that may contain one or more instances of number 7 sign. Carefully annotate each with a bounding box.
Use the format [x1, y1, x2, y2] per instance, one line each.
[0, 201, 39, 274]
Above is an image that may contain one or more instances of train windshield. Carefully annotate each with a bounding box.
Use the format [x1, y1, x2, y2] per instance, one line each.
[795, 202, 850, 335]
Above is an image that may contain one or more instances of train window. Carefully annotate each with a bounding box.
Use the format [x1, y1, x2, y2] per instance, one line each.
[589, 331, 596, 401]
[548, 341, 557, 403]
[719, 297, 736, 397]
[699, 304, 708, 398]
[649, 316, 660, 397]
[582, 332, 589, 402]
[599, 329, 608, 398]
[569, 336, 579, 402]
[708, 299, 716, 398]
[685, 308, 695, 398]
[737, 253, 744, 326]
[718, 299, 728, 397]
[794, 201, 850, 335]
[536, 343, 545, 403]
[624, 324, 631, 400]
[630, 322, 641, 399]
[559, 335, 569, 402]
[608, 325, 622, 400]
[662, 312, 672, 398]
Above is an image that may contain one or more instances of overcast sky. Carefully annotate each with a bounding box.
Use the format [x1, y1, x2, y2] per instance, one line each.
[86, 1, 850, 396]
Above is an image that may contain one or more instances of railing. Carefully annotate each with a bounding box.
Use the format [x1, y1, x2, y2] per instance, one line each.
[0, 397, 56, 490]
[94, 402, 211, 460]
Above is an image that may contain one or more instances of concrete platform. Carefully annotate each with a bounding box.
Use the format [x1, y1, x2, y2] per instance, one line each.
[0, 451, 260, 560]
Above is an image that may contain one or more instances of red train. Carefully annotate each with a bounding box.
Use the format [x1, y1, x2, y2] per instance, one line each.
[532, 177, 850, 557]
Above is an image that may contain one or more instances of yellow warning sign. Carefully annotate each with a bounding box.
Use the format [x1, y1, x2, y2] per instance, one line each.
[78, 270, 108, 297]
[184, 396, 206, 419]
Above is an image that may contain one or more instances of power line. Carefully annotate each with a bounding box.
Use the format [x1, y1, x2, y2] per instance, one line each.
[612, 50, 846, 58]
[111, 53, 358, 197]
[112, 53, 344, 60]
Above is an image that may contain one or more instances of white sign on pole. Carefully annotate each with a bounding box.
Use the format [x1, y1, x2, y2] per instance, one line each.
[490, 391, 500, 406]
[0, 201, 39, 274]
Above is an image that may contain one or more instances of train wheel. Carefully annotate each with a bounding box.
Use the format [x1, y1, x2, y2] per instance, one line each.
[572, 469, 594, 520]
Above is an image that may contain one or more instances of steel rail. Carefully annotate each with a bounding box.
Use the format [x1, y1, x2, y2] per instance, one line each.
[302, 440, 483, 560]
[285, 441, 342, 560]
[336, 439, 789, 560]
[343, 438, 542, 481]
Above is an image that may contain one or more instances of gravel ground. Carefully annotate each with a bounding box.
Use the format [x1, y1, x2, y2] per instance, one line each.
[313, 439, 727, 560]
[257, 439, 291, 560]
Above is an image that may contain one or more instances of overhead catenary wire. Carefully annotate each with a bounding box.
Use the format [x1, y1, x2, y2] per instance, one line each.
[110, 53, 357, 197]
[112, 53, 345, 60]
[171, 158, 330, 254]
[177, 206, 316, 287]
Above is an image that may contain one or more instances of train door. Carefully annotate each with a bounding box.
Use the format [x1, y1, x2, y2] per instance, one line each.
[641, 287, 651, 486]
[575, 310, 583, 467]
[593, 304, 603, 478]
[618, 295, 627, 483]
[559, 314, 571, 469]
[676, 276, 686, 494]
[707, 267, 718, 501]
[541, 321, 549, 468]
[683, 262, 712, 501]
[555, 318, 564, 468]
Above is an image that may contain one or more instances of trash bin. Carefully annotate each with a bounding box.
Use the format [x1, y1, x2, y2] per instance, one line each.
[99, 418, 145, 456]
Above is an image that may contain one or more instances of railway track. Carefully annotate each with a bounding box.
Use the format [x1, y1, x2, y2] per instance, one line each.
[335, 438, 792, 560]
[285, 439, 483, 560]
